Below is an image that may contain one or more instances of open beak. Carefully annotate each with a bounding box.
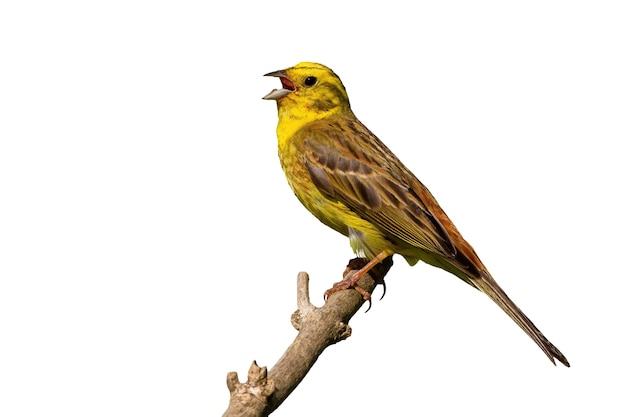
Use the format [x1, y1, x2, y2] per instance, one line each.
[262, 69, 296, 100]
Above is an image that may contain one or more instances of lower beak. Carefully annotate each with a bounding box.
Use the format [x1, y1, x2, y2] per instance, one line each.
[262, 88, 292, 100]
[262, 69, 294, 100]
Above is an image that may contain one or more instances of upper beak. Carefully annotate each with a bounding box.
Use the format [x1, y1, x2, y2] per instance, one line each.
[263, 69, 295, 100]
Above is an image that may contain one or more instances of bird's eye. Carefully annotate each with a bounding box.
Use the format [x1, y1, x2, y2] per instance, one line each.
[304, 76, 317, 86]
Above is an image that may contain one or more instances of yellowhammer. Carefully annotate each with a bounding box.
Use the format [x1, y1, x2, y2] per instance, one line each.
[263, 62, 569, 367]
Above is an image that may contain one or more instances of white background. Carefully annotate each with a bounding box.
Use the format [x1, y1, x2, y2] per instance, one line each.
[1, 1, 625, 416]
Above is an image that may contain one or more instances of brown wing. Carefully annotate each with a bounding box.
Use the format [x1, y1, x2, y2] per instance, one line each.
[296, 116, 572, 366]
[298, 115, 461, 260]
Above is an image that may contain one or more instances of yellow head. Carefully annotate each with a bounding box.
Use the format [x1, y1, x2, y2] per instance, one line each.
[263, 62, 352, 138]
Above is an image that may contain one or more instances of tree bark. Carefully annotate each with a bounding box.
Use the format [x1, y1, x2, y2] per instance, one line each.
[222, 257, 392, 417]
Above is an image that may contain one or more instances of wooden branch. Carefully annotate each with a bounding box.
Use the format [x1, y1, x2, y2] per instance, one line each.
[222, 257, 393, 417]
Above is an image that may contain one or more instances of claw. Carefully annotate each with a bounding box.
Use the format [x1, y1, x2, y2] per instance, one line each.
[379, 280, 387, 300]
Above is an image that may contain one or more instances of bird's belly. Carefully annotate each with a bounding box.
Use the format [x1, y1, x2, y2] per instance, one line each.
[297, 189, 390, 259]
[281, 152, 390, 260]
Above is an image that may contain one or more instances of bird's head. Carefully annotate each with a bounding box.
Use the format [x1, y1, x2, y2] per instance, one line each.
[263, 62, 351, 123]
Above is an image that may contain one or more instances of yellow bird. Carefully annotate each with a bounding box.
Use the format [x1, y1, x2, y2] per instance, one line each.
[263, 62, 569, 367]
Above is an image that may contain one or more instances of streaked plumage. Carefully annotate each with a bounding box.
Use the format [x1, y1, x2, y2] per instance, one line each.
[263, 62, 569, 367]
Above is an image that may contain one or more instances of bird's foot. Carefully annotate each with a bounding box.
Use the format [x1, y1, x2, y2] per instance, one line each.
[324, 258, 372, 301]
[324, 256, 393, 311]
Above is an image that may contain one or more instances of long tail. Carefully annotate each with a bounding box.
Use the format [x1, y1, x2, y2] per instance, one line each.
[471, 271, 570, 367]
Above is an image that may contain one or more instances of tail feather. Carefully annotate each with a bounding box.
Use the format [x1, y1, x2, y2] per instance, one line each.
[471, 271, 570, 367]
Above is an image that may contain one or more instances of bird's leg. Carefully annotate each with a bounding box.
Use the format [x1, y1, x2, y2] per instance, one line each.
[324, 250, 393, 304]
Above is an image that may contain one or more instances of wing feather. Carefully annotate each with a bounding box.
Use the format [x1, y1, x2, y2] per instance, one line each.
[300, 116, 457, 258]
